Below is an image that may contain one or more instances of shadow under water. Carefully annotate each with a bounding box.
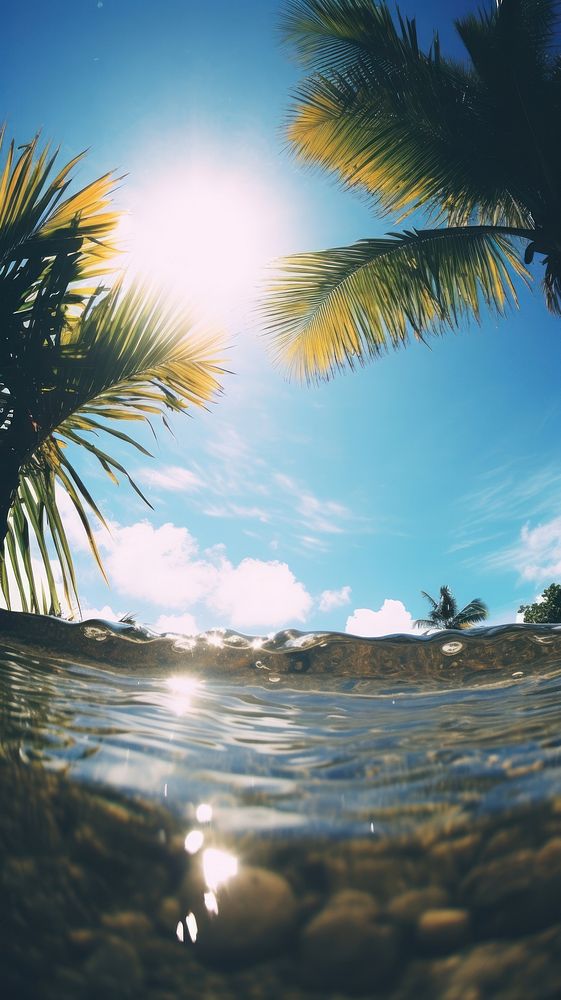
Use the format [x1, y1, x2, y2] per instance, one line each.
[2, 610, 561, 998]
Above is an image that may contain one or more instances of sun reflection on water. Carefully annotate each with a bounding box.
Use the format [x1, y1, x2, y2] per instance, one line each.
[204, 890, 219, 914]
[186, 912, 198, 943]
[164, 676, 201, 716]
[196, 802, 213, 824]
[205, 630, 225, 649]
[184, 829, 205, 855]
[202, 847, 238, 893]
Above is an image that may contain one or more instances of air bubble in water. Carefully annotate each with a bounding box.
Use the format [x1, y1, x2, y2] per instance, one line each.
[441, 641, 464, 655]
[268, 673, 281, 683]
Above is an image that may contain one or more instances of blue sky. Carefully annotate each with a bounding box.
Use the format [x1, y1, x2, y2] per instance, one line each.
[4, 0, 561, 635]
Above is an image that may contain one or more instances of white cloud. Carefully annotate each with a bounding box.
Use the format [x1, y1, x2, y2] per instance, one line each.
[154, 612, 199, 635]
[297, 492, 347, 534]
[319, 585, 351, 613]
[89, 517, 312, 630]
[207, 426, 254, 465]
[79, 604, 121, 622]
[299, 535, 328, 552]
[273, 472, 355, 536]
[485, 515, 561, 582]
[517, 518, 561, 580]
[203, 503, 270, 523]
[209, 557, 312, 628]
[101, 521, 217, 608]
[454, 461, 561, 556]
[137, 466, 203, 492]
[346, 599, 419, 637]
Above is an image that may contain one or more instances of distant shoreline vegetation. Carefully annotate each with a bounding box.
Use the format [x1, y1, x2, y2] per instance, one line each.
[520, 584, 561, 624]
[415, 585, 489, 632]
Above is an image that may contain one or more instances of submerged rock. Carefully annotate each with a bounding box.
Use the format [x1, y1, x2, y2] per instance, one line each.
[416, 908, 470, 953]
[194, 866, 298, 964]
[83, 935, 143, 998]
[300, 889, 398, 993]
[388, 887, 450, 925]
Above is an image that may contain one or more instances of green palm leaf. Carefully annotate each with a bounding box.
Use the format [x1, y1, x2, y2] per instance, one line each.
[415, 586, 489, 631]
[264, 226, 529, 381]
[267, 0, 561, 380]
[281, 1, 540, 226]
[1, 284, 224, 615]
[450, 598, 489, 629]
[0, 134, 225, 615]
[412, 618, 437, 632]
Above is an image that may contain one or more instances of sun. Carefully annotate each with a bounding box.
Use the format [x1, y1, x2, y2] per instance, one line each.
[121, 162, 282, 326]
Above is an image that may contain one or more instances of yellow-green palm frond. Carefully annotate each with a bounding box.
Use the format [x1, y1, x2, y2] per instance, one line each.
[1, 452, 89, 617]
[0, 134, 227, 614]
[287, 63, 534, 228]
[263, 226, 529, 382]
[0, 129, 120, 281]
[281, 1, 543, 227]
[1, 281, 225, 614]
[280, 0, 423, 73]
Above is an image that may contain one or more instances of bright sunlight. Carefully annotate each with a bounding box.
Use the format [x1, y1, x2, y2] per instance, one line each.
[122, 162, 283, 325]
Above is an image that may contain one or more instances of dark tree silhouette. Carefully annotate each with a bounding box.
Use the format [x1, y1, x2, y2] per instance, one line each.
[265, 0, 561, 381]
[415, 586, 489, 631]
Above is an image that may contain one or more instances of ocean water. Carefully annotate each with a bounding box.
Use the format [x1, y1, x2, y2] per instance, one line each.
[3, 610, 561, 998]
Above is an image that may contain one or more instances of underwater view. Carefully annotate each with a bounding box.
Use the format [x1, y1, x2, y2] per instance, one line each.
[4, 612, 561, 998]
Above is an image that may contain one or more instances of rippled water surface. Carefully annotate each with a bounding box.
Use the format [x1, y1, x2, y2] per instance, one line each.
[4, 624, 561, 836]
[3, 612, 561, 998]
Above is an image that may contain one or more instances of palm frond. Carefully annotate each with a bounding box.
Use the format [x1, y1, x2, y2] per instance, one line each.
[454, 1, 561, 228]
[1, 282, 225, 614]
[0, 130, 119, 283]
[438, 585, 457, 622]
[456, 1, 560, 87]
[413, 617, 438, 631]
[419, 590, 438, 612]
[280, 0, 429, 73]
[452, 598, 489, 628]
[0, 134, 226, 614]
[415, 587, 488, 631]
[282, 2, 537, 226]
[263, 225, 529, 382]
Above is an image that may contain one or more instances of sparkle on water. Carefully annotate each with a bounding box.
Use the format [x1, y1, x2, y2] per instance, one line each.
[4, 619, 561, 995]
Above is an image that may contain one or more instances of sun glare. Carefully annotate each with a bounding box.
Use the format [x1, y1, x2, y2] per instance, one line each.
[122, 163, 282, 325]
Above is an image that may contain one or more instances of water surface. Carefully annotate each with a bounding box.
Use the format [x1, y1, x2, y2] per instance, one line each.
[3, 613, 561, 997]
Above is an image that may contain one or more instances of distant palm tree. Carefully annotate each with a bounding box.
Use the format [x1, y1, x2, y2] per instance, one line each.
[415, 586, 489, 631]
[264, 0, 561, 381]
[0, 131, 224, 615]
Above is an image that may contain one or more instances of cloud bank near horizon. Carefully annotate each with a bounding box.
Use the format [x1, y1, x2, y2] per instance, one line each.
[346, 599, 419, 637]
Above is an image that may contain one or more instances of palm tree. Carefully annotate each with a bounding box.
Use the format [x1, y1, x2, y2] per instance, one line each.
[263, 0, 561, 380]
[415, 586, 489, 631]
[0, 131, 224, 615]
